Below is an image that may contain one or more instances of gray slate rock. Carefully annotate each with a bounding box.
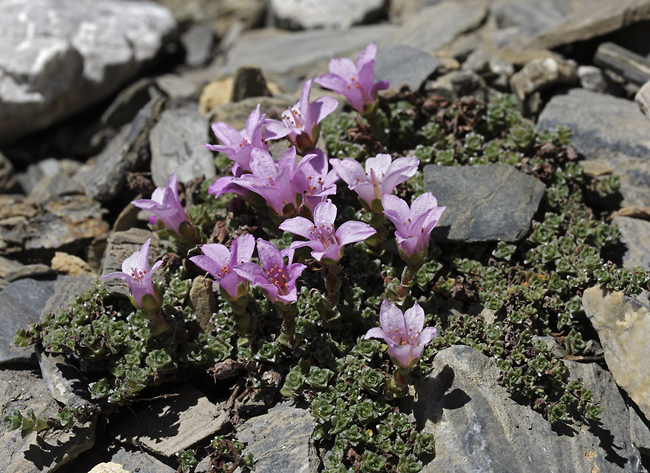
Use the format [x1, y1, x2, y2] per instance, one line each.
[578, 65, 622, 95]
[594, 42, 650, 86]
[0, 0, 176, 146]
[537, 88, 650, 207]
[509, 56, 578, 115]
[412, 345, 647, 473]
[222, 25, 397, 79]
[0, 150, 16, 193]
[100, 229, 162, 299]
[181, 23, 215, 68]
[0, 194, 109, 258]
[0, 368, 96, 473]
[74, 94, 167, 203]
[389, 0, 488, 53]
[269, 0, 386, 30]
[582, 286, 650, 421]
[375, 45, 442, 92]
[611, 216, 650, 269]
[36, 348, 90, 409]
[636, 80, 650, 121]
[113, 384, 228, 456]
[0, 278, 56, 364]
[236, 402, 316, 473]
[424, 164, 545, 242]
[4, 264, 53, 283]
[424, 69, 488, 101]
[527, 0, 650, 50]
[150, 103, 216, 187]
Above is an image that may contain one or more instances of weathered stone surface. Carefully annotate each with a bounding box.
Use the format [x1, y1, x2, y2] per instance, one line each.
[88, 463, 129, 473]
[18, 158, 82, 196]
[113, 384, 228, 456]
[582, 286, 650, 420]
[269, 0, 386, 30]
[100, 229, 162, 298]
[595, 42, 650, 86]
[537, 88, 650, 207]
[0, 256, 24, 290]
[491, 0, 576, 35]
[578, 65, 622, 95]
[374, 45, 442, 92]
[101, 79, 159, 131]
[27, 175, 86, 204]
[4, 264, 53, 283]
[424, 70, 488, 101]
[510, 56, 578, 114]
[611, 216, 650, 269]
[36, 348, 90, 409]
[424, 165, 545, 242]
[0, 368, 96, 473]
[0, 278, 56, 364]
[150, 103, 215, 188]
[51, 252, 96, 277]
[189, 276, 217, 333]
[0, 0, 176, 145]
[527, 0, 650, 50]
[181, 23, 215, 68]
[413, 345, 646, 473]
[222, 25, 397, 78]
[41, 274, 96, 318]
[236, 402, 316, 473]
[73, 94, 167, 203]
[389, 0, 488, 53]
[0, 150, 16, 193]
[231, 66, 273, 102]
[0, 195, 109, 257]
[636, 80, 650, 121]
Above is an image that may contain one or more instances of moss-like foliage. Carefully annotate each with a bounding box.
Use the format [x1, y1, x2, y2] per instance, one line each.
[8, 90, 645, 472]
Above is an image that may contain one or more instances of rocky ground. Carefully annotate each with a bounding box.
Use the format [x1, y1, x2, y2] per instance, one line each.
[2, 0, 650, 472]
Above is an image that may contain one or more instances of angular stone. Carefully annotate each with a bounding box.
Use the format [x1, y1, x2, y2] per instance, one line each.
[528, 0, 650, 50]
[0, 0, 176, 145]
[0, 368, 96, 473]
[113, 384, 228, 456]
[189, 276, 217, 333]
[538, 88, 650, 207]
[594, 42, 650, 86]
[88, 464, 129, 473]
[236, 402, 316, 473]
[424, 164, 545, 242]
[269, 0, 386, 30]
[611, 216, 650, 269]
[150, 103, 216, 188]
[222, 25, 397, 78]
[509, 56, 578, 114]
[390, 0, 489, 54]
[231, 66, 272, 102]
[582, 286, 650, 420]
[424, 70, 488, 101]
[636, 80, 650, 121]
[100, 78, 159, 131]
[491, 0, 573, 35]
[0, 194, 109, 258]
[0, 278, 57, 364]
[73, 94, 167, 203]
[100, 229, 162, 299]
[36, 349, 90, 408]
[0, 150, 16, 193]
[27, 174, 86, 204]
[374, 45, 442, 92]
[51, 252, 96, 277]
[5, 264, 53, 283]
[413, 345, 646, 473]
[41, 274, 96, 318]
[578, 65, 622, 95]
[181, 23, 215, 68]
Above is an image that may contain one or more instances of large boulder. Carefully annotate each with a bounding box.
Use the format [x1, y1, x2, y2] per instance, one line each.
[0, 0, 176, 146]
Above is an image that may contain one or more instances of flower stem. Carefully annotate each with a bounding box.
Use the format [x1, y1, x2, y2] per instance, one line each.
[397, 266, 417, 300]
[321, 263, 342, 322]
[365, 212, 387, 254]
[276, 303, 298, 347]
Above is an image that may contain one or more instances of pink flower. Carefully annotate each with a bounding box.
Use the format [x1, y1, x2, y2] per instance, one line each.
[265, 80, 338, 153]
[315, 42, 389, 114]
[382, 193, 445, 266]
[189, 234, 255, 301]
[234, 239, 306, 305]
[279, 200, 376, 264]
[132, 173, 193, 238]
[365, 300, 436, 369]
[205, 104, 268, 176]
[293, 149, 339, 215]
[330, 154, 419, 212]
[101, 238, 163, 311]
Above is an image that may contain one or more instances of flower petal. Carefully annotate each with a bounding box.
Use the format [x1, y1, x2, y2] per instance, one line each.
[403, 302, 425, 334]
[330, 158, 367, 188]
[211, 122, 242, 147]
[314, 73, 348, 94]
[379, 300, 406, 340]
[365, 326, 389, 342]
[418, 327, 437, 347]
[336, 221, 376, 246]
[256, 239, 283, 271]
[279, 216, 316, 239]
[313, 200, 337, 228]
[388, 344, 412, 369]
[381, 156, 419, 195]
[310, 95, 339, 125]
[327, 57, 357, 80]
[231, 234, 256, 265]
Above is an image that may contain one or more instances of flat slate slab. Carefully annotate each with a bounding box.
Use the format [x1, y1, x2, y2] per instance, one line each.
[424, 164, 545, 242]
[375, 45, 442, 92]
[537, 88, 650, 208]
